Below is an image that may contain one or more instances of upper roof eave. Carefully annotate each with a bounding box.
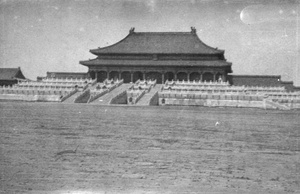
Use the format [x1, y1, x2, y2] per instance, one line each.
[90, 29, 225, 55]
[90, 33, 132, 55]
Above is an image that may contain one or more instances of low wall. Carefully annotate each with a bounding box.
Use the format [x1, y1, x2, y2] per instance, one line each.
[159, 93, 265, 101]
[0, 94, 61, 102]
[265, 99, 300, 110]
[287, 103, 300, 109]
[159, 97, 300, 110]
[159, 98, 265, 109]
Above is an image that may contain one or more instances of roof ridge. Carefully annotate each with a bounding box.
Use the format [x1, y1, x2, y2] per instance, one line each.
[134, 32, 192, 34]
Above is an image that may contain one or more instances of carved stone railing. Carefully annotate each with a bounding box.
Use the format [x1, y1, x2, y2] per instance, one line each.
[159, 91, 267, 101]
[90, 79, 97, 86]
[165, 80, 230, 87]
[60, 89, 78, 102]
[42, 77, 93, 83]
[82, 83, 90, 91]
[133, 90, 146, 104]
[74, 89, 90, 103]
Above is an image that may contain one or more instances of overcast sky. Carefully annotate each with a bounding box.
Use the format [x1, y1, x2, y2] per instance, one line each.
[0, 0, 299, 86]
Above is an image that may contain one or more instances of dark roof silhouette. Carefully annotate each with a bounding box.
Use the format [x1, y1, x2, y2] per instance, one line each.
[81, 59, 231, 67]
[90, 30, 224, 55]
[0, 67, 26, 80]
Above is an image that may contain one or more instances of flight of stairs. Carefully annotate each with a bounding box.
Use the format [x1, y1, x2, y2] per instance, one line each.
[90, 84, 131, 105]
[135, 84, 162, 106]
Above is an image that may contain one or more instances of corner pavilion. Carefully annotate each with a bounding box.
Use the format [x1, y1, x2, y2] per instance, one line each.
[80, 27, 232, 84]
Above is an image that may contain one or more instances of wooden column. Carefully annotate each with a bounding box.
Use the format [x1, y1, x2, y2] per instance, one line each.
[174, 72, 177, 81]
[187, 72, 190, 81]
[130, 72, 133, 83]
[107, 71, 110, 80]
[119, 71, 122, 80]
[213, 72, 216, 82]
[200, 72, 203, 81]
[161, 73, 165, 84]
[143, 72, 146, 80]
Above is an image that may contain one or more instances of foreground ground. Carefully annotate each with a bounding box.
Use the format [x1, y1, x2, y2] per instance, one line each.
[0, 102, 299, 193]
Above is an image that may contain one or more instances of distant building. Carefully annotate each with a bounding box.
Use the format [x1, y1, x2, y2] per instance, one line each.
[80, 27, 233, 83]
[0, 67, 26, 86]
[228, 75, 298, 92]
[37, 71, 89, 81]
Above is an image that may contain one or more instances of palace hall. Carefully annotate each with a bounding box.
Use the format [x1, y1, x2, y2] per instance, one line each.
[80, 27, 232, 84]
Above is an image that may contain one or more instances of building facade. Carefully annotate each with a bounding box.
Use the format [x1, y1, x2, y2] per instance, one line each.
[80, 27, 232, 84]
[227, 75, 299, 92]
[0, 67, 26, 86]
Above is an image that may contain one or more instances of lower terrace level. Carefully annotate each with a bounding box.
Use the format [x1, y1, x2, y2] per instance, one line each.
[89, 69, 227, 84]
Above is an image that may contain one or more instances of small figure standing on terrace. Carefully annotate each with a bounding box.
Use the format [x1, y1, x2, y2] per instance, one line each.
[96, 84, 101, 90]
[218, 76, 223, 82]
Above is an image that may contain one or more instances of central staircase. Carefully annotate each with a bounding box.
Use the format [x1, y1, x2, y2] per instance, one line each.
[135, 84, 162, 106]
[90, 84, 131, 105]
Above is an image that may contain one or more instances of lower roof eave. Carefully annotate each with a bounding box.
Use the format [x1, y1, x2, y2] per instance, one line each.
[79, 59, 232, 67]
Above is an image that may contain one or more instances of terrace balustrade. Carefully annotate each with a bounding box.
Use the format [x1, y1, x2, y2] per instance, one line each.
[126, 79, 157, 104]
[0, 83, 76, 97]
[41, 77, 93, 83]
[130, 79, 157, 91]
[165, 80, 230, 87]
[163, 82, 287, 94]
[93, 79, 124, 91]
